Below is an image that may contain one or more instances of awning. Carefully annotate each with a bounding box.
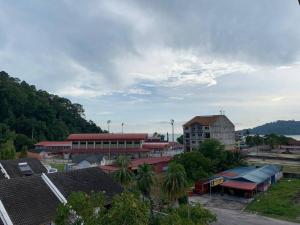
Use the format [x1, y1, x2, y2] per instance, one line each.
[221, 181, 257, 191]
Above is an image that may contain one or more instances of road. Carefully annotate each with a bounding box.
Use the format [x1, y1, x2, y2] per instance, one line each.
[210, 207, 300, 225]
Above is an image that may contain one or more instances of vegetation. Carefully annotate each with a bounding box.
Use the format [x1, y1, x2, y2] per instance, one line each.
[174, 139, 246, 181]
[113, 155, 134, 187]
[0, 71, 102, 152]
[162, 162, 188, 206]
[244, 120, 300, 135]
[55, 191, 216, 225]
[176, 135, 183, 144]
[245, 134, 294, 148]
[0, 139, 16, 160]
[136, 163, 155, 200]
[246, 179, 300, 223]
[159, 204, 217, 225]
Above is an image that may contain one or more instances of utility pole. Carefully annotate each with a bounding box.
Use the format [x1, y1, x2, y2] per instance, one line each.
[107, 120, 111, 133]
[170, 119, 174, 142]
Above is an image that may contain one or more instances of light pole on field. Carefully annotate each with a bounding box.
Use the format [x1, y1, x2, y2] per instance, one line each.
[170, 119, 174, 142]
[107, 120, 111, 133]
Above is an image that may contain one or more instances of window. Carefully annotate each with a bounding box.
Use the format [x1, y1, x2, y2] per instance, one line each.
[88, 142, 93, 145]
[127, 141, 133, 144]
[205, 133, 210, 138]
[111, 141, 117, 145]
[204, 126, 209, 130]
[96, 142, 101, 145]
[134, 141, 140, 145]
[73, 142, 78, 145]
[103, 141, 109, 145]
[119, 141, 125, 144]
[80, 142, 86, 145]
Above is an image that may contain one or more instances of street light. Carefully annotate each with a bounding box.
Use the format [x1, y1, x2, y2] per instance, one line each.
[170, 119, 174, 142]
[121, 122, 124, 134]
[107, 120, 111, 133]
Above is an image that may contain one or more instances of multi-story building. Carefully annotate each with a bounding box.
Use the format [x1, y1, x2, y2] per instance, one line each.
[183, 115, 235, 151]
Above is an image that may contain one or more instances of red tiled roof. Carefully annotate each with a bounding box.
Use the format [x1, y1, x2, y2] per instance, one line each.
[35, 141, 72, 147]
[67, 133, 148, 141]
[62, 148, 151, 154]
[129, 156, 172, 169]
[143, 142, 170, 149]
[99, 165, 120, 173]
[221, 181, 257, 191]
[183, 115, 221, 127]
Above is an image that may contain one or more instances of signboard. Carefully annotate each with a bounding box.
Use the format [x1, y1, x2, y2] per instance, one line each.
[210, 177, 224, 187]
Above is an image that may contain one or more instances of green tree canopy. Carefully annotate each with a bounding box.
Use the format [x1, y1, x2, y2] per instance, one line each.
[0, 139, 16, 160]
[113, 155, 134, 187]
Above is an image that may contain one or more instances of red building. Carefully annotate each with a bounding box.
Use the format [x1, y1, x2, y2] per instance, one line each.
[34, 141, 72, 152]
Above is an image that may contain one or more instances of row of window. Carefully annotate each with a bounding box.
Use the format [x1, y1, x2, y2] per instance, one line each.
[73, 141, 141, 145]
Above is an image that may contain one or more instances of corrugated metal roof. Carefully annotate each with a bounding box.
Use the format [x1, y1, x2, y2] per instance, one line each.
[221, 181, 257, 191]
[67, 133, 148, 141]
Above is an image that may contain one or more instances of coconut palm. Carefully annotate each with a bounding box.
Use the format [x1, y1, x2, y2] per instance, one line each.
[162, 162, 187, 207]
[136, 163, 155, 200]
[113, 155, 133, 187]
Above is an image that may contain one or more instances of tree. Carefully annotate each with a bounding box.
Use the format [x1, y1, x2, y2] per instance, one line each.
[159, 204, 217, 225]
[136, 163, 155, 200]
[19, 146, 28, 158]
[0, 139, 16, 160]
[176, 135, 183, 144]
[173, 152, 212, 181]
[162, 162, 188, 206]
[55, 191, 106, 225]
[113, 155, 134, 187]
[106, 192, 149, 225]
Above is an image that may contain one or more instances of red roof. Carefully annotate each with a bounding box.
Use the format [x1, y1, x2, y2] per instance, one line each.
[35, 141, 72, 147]
[99, 165, 120, 173]
[143, 142, 170, 149]
[67, 133, 148, 141]
[221, 181, 257, 191]
[129, 156, 172, 170]
[183, 115, 221, 127]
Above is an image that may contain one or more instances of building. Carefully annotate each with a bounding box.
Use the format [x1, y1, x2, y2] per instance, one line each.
[34, 141, 72, 152]
[0, 158, 47, 179]
[183, 115, 235, 151]
[194, 165, 282, 198]
[100, 156, 172, 174]
[0, 167, 123, 225]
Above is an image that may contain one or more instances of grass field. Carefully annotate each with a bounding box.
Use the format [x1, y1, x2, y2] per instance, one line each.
[246, 178, 300, 222]
[49, 163, 65, 172]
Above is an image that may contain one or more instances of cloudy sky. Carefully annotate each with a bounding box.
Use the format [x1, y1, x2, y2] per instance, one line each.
[1, 0, 300, 134]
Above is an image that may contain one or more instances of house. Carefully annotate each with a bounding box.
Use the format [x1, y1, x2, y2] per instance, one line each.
[194, 165, 282, 198]
[0, 167, 123, 225]
[100, 156, 172, 174]
[0, 158, 47, 179]
[183, 115, 235, 151]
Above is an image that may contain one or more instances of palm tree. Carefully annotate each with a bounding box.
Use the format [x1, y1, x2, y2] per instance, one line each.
[113, 155, 133, 187]
[136, 163, 155, 218]
[136, 163, 155, 200]
[162, 162, 187, 207]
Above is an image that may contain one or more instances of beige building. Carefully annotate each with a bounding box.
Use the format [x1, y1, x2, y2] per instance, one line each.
[183, 115, 235, 151]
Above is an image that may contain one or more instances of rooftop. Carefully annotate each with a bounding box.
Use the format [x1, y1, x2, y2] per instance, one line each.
[183, 115, 222, 127]
[67, 133, 148, 141]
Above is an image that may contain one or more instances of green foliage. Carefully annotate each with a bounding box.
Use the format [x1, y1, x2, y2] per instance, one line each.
[162, 162, 188, 204]
[19, 145, 28, 158]
[173, 152, 212, 181]
[0, 71, 102, 149]
[113, 155, 134, 186]
[176, 135, 183, 144]
[159, 204, 217, 225]
[55, 192, 106, 225]
[136, 163, 155, 199]
[245, 133, 293, 149]
[0, 139, 16, 160]
[107, 192, 150, 225]
[246, 179, 300, 223]
[175, 139, 245, 181]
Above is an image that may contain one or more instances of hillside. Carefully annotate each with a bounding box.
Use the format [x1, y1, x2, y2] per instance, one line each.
[244, 120, 300, 135]
[0, 71, 102, 150]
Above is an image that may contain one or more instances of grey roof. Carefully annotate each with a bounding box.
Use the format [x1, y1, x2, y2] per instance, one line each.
[0, 158, 47, 179]
[0, 167, 123, 225]
[72, 154, 103, 164]
[0, 175, 60, 225]
[234, 165, 281, 184]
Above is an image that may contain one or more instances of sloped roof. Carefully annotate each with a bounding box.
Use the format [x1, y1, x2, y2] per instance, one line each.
[67, 133, 148, 141]
[129, 156, 172, 170]
[183, 115, 221, 127]
[0, 175, 60, 225]
[35, 141, 72, 147]
[221, 181, 257, 191]
[48, 167, 123, 203]
[0, 167, 123, 225]
[142, 142, 170, 149]
[0, 158, 47, 179]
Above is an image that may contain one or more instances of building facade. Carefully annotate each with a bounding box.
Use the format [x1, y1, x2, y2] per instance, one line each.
[183, 115, 235, 151]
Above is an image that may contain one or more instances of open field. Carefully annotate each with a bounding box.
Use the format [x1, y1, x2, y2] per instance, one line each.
[246, 179, 300, 223]
[49, 163, 65, 172]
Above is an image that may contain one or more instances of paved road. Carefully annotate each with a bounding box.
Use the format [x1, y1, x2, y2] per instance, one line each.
[210, 207, 300, 225]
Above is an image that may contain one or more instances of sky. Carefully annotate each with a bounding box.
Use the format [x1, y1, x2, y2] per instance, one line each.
[0, 0, 300, 134]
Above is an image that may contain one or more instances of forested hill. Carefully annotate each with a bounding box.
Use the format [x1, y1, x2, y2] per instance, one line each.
[0, 71, 102, 150]
[244, 120, 300, 135]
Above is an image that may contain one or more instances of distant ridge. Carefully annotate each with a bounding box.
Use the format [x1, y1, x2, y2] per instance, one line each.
[241, 120, 300, 135]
